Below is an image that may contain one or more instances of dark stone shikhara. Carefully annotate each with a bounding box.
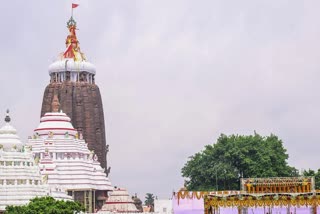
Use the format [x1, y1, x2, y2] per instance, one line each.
[40, 81, 107, 172]
[39, 15, 111, 178]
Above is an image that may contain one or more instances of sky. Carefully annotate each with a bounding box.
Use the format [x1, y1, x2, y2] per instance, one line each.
[0, 0, 320, 199]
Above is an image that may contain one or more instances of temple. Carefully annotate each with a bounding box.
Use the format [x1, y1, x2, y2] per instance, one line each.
[0, 110, 70, 212]
[41, 15, 109, 173]
[27, 96, 113, 212]
[98, 187, 140, 213]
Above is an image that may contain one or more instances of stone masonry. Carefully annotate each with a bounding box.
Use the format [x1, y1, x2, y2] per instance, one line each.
[40, 82, 107, 171]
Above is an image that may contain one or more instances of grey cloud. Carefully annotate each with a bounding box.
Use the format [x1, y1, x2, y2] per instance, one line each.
[0, 1, 320, 198]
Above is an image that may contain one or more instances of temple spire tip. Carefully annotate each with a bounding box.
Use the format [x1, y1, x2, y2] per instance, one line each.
[5, 109, 10, 123]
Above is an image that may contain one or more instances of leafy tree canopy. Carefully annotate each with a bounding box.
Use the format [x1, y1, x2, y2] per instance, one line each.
[303, 169, 320, 189]
[5, 196, 84, 214]
[144, 193, 155, 212]
[145, 193, 155, 206]
[181, 133, 298, 191]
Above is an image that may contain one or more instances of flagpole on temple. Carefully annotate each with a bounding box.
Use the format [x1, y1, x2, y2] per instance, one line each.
[71, 3, 79, 18]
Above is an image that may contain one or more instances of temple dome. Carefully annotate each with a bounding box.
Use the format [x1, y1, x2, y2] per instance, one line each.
[34, 111, 77, 139]
[48, 58, 96, 75]
[0, 110, 23, 150]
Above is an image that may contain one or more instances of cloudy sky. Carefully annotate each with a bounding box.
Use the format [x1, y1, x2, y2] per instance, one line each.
[1, 0, 320, 199]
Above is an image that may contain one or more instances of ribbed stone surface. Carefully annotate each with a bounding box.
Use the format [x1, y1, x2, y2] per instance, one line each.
[40, 82, 107, 171]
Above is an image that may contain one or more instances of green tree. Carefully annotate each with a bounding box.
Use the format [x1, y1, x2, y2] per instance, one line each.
[181, 133, 298, 191]
[144, 193, 155, 212]
[5, 196, 84, 214]
[303, 168, 320, 189]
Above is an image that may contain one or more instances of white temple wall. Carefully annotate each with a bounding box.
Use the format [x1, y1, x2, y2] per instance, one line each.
[154, 199, 173, 213]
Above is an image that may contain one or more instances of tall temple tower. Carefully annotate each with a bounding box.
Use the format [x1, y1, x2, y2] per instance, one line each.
[40, 16, 109, 174]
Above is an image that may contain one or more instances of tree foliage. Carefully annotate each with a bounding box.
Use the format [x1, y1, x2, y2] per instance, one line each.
[303, 169, 320, 189]
[181, 133, 298, 191]
[144, 193, 155, 212]
[5, 196, 84, 214]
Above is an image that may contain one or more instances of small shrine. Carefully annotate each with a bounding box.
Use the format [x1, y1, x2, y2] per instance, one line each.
[98, 187, 140, 213]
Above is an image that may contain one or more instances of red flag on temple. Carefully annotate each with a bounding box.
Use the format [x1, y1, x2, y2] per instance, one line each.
[72, 3, 79, 8]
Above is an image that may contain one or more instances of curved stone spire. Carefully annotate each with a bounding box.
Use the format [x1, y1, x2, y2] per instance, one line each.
[42, 13, 108, 173]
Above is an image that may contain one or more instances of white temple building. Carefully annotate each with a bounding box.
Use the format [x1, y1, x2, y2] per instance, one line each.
[26, 95, 113, 213]
[98, 187, 140, 213]
[0, 110, 71, 212]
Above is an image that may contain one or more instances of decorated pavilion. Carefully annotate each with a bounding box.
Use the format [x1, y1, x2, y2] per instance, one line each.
[241, 177, 314, 194]
[174, 176, 320, 214]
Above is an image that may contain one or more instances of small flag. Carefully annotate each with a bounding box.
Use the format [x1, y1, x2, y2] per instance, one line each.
[72, 3, 79, 8]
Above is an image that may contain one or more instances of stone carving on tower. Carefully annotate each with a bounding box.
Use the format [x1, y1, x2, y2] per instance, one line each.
[40, 15, 108, 173]
[51, 95, 60, 112]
